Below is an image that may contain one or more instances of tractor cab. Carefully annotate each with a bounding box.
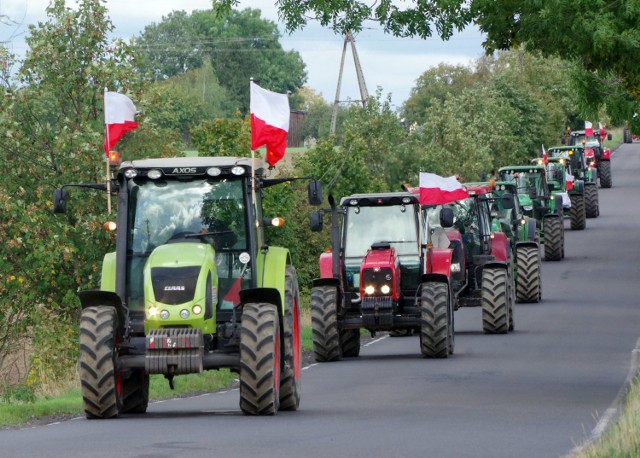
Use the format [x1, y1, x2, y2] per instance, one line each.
[54, 156, 323, 418]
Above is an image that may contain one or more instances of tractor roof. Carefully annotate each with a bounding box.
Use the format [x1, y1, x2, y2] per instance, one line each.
[119, 156, 267, 178]
[463, 184, 492, 196]
[340, 192, 419, 207]
[498, 165, 546, 172]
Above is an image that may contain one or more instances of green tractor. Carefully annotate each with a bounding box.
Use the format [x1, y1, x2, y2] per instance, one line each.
[547, 145, 599, 218]
[472, 181, 541, 303]
[532, 156, 588, 229]
[498, 165, 565, 262]
[53, 157, 322, 418]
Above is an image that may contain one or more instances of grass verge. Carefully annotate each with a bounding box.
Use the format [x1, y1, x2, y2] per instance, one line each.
[573, 377, 640, 457]
[0, 326, 316, 428]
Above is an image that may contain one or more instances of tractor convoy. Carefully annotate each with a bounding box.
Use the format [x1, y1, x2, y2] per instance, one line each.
[53, 121, 617, 418]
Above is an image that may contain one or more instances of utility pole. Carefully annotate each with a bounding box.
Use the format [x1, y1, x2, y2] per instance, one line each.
[331, 32, 369, 135]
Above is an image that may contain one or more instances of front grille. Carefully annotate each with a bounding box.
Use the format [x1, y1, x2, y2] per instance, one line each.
[151, 266, 201, 305]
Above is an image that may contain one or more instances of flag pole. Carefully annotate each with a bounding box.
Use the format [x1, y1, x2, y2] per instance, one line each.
[104, 87, 112, 214]
[249, 79, 258, 230]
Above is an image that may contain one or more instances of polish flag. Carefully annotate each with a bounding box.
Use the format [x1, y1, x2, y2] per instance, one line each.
[103, 91, 138, 156]
[585, 121, 594, 137]
[250, 81, 289, 167]
[419, 172, 470, 205]
[541, 144, 548, 165]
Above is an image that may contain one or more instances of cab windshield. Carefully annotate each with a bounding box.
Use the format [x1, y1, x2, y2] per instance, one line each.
[344, 205, 418, 259]
[126, 177, 249, 311]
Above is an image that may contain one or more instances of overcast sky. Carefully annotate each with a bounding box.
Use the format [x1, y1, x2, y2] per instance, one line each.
[1, 0, 485, 109]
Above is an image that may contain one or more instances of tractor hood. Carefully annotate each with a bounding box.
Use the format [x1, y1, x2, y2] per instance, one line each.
[143, 242, 214, 308]
[360, 243, 401, 300]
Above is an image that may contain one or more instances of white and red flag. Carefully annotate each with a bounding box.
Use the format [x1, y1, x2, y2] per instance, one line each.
[585, 121, 594, 137]
[419, 172, 470, 206]
[250, 81, 289, 167]
[103, 91, 139, 156]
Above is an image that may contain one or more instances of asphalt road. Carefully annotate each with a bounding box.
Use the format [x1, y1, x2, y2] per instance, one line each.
[2, 143, 640, 458]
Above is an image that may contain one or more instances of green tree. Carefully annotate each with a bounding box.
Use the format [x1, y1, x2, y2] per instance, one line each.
[136, 8, 307, 112]
[401, 63, 476, 127]
[0, 0, 176, 391]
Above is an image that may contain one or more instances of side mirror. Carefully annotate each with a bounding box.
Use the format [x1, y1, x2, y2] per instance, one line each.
[529, 187, 537, 199]
[307, 180, 323, 206]
[561, 137, 566, 145]
[310, 211, 324, 232]
[607, 133, 612, 141]
[439, 207, 454, 228]
[53, 189, 68, 213]
[501, 193, 515, 210]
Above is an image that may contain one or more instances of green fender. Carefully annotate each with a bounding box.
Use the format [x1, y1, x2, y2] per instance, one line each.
[256, 245, 291, 315]
[101, 252, 116, 292]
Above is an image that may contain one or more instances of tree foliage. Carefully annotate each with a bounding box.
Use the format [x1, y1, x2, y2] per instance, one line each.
[0, 0, 177, 389]
[136, 8, 307, 112]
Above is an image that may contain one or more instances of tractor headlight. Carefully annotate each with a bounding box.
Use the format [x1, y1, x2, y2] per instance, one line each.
[192, 305, 202, 315]
[364, 285, 375, 295]
[380, 284, 391, 295]
[206, 167, 222, 177]
[159, 310, 170, 320]
[147, 169, 162, 180]
[523, 205, 533, 211]
[450, 263, 461, 273]
[180, 309, 190, 319]
[124, 169, 138, 179]
[231, 166, 245, 175]
[148, 306, 159, 317]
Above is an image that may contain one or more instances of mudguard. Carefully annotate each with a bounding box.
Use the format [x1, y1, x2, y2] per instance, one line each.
[319, 252, 333, 278]
[490, 232, 510, 262]
[515, 240, 539, 251]
[101, 252, 116, 292]
[256, 245, 291, 315]
[426, 247, 453, 280]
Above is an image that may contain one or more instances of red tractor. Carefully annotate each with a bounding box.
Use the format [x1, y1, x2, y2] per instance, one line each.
[309, 192, 457, 359]
[439, 184, 516, 334]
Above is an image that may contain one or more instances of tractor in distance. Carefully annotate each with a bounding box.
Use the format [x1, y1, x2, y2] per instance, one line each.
[467, 181, 541, 304]
[440, 184, 516, 333]
[498, 165, 565, 261]
[566, 129, 613, 188]
[309, 191, 457, 359]
[53, 156, 323, 418]
[532, 155, 590, 226]
[546, 145, 599, 219]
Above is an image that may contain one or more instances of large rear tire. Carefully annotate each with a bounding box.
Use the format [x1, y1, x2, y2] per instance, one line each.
[481, 267, 509, 334]
[279, 266, 301, 411]
[585, 184, 599, 218]
[340, 329, 361, 357]
[310, 285, 341, 362]
[599, 161, 612, 188]
[515, 245, 541, 303]
[121, 369, 149, 414]
[420, 281, 452, 358]
[239, 303, 281, 415]
[79, 306, 121, 419]
[570, 194, 586, 230]
[544, 216, 564, 261]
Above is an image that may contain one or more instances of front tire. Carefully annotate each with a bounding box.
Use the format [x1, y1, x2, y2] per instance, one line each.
[121, 370, 149, 414]
[419, 281, 452, 358]
[515, 245, 541, 303]
[570, 194, 586, 230]
[310, 285, 341, 362]
[239, 303, 281, 415]
[585, 184, 599, 218]
[481, 267, 509, 334]
[600, 161, 612, 188]
[544, 216, 564, 261]
[279, 266, 301, 411]
[79, 306, 121, 419]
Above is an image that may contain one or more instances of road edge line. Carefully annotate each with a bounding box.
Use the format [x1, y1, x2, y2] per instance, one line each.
[568, 336, 640, 456]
